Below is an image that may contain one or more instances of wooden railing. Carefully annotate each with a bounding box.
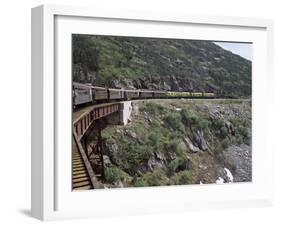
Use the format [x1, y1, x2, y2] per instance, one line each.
[73, 103, 120, 141]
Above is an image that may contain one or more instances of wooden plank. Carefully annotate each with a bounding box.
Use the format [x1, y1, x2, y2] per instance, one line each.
[72, 166, 85, 171]
[73, 177, 89, 183]
[73, 163, 84, 167]
[73, 180, 91, 187]
[73, 133, 100, 189]
[72, 159, 81, 162]
[72, 155, 81, 158]
[72, 170, 87, 175]
[73, 173, 88, 179]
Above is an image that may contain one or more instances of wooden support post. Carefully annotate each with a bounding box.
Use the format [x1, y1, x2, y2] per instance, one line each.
[98, 125, 105, 178]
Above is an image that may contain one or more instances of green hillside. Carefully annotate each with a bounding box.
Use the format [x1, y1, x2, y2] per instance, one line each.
[72, 35, 252, 98]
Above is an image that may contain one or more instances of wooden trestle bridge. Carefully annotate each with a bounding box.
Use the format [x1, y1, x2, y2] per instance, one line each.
[72, 102, 122, 190]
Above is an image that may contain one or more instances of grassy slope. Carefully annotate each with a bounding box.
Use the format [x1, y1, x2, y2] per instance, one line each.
[102, 99, 251, 187]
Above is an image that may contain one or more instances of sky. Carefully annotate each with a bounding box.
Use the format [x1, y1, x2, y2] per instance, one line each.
[213, 42, 253, 61]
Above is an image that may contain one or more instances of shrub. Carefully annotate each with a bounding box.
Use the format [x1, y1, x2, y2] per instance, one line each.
[167, 157, 192, 175]
[237, 125, 248, 138]
[164, 112, 184, 132]
[105, 166, 124, 183]
[229, 117, 250, 144]
[221, 137, 230, 149]
[220, 126, 228, 138]
[164, 139, 185, 158]
[180, 109, 190, 125]
[147, 131, 161, 150]
[134, 169, 169, 187]
[211, 118, 225, 131]
[197, 119, 210, 130]
[140, 102, 164, 115]
[236, 135, 243, 145]
[180, 109, 209, 131]
[167, 158, 183, 176]
[116, 140, 153, 175]
[172, 171, 192, 185]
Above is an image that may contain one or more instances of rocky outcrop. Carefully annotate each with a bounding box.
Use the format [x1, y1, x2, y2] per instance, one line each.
[192, 130, 209, 151]
[223, 144, 252, 182]
[182, 130, 209, 153]
[183, 137, 200, 153]
[137, 155, 166, 176]
[105, 142, 119, 165]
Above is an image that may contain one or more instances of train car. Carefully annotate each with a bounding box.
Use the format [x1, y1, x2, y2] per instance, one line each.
[124, 89, 140, 99]
[108, 88, 124, 100]
[203, 92, 215, 98]
[191, 92, 203, 97]
[140, 90, 154, 98]
[167, 91, 192, 98]
[154, 91, 167, 98]
[73, 82, 93, 107]
[93, 86, 108, 101]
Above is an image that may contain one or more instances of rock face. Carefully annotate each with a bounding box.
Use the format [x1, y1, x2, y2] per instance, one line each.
[223, 144, 252, 182]
[72, 35, 252, 98]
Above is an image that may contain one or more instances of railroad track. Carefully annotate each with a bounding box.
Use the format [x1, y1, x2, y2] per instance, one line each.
[72, 140, 93, 190]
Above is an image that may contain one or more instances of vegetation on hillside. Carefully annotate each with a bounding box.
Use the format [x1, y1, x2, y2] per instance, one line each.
[100, 99, 251, 187]
[72, 35, 252, 98]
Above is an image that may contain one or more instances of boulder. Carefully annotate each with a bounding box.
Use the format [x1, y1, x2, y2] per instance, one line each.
[183, 136, 201, 153]
[113, 180, 124, 188]
[155, 151, 166, 161]
[106, 142, 119, 165]
[103, 155, 112, 167]
[111, 79, 123, 88]
[147, 156, 165, 171]
[126, 130, 137, 139]
[137, 155, 166, 175]
[193, 130, 209, 151]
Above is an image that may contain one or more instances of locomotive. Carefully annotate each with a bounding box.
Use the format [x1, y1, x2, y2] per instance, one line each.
[72, 82, 215, 108]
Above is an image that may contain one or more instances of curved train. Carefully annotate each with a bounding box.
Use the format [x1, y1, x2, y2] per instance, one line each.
[73, 82, 215, 108]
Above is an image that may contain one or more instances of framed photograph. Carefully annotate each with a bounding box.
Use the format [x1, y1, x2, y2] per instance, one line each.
[31, 4, 274, 221]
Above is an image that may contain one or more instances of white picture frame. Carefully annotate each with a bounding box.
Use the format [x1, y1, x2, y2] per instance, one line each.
[31, 4, 274, 221]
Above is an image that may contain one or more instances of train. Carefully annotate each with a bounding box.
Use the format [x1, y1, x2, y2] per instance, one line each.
[72, 82, 215, 108]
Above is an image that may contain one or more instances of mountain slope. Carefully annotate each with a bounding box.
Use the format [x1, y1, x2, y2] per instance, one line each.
[72, 35, 252, 98]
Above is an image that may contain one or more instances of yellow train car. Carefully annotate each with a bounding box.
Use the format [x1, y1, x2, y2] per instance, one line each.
[167, 92, 192, 97]
[203, 92, 216, 98]
[191, 92, 203, 97]
[167, 91, 215, 98]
